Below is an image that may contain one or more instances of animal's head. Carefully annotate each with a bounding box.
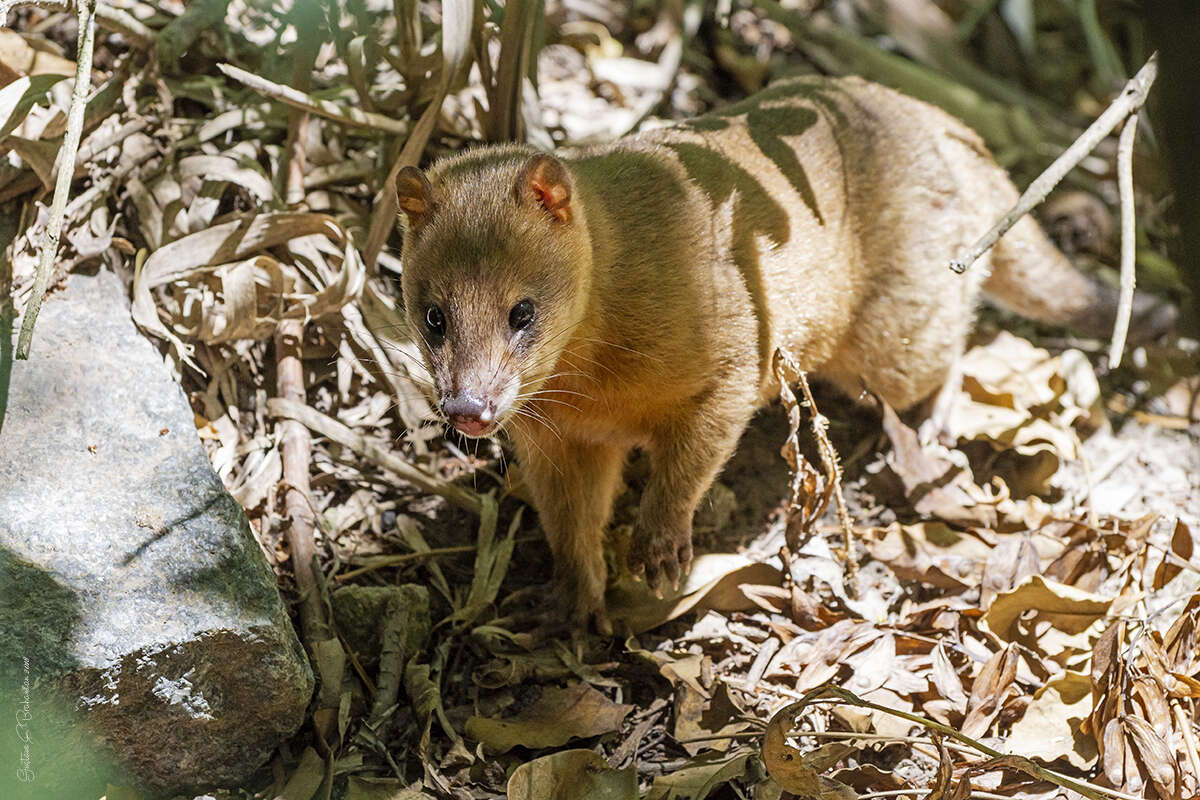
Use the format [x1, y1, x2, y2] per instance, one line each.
[396, 151, 593, 438]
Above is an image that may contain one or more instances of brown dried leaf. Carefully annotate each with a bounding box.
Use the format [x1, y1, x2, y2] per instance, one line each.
[1131, 675, 1172, 739]
[1102, 716, 1142, 794]
[1005, 671, 1096, 769]
[1153, 519, 1195, 590]
[464, 683, 633, 753]
[929, 641, 969, 711]
[607, 554, 781, 634]
[1124, 714, 1177, 798]
[863, 522, 986, 592]
[644, 750, 754, 800]
[983, 575, 1111, 664]
[0, 29, 76, 80]
[761, 703, 857, 798]
[674, 681, 748, 756]
[879, 402, 997, 528]
[507, 749, 637, 800]
[962, 645, 1018, 739]
[980, 534, 1039, 606]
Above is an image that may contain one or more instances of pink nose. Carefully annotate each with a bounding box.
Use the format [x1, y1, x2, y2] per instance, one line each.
[453, 417, 493, 437]
[442, 393, 496, 437]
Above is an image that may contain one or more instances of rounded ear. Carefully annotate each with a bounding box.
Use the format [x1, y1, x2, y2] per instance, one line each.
[515, 154, 573, 223]
[396, 166, 436, 231]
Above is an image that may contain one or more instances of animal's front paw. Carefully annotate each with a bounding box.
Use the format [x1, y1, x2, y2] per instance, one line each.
[627, 517, 693, 594]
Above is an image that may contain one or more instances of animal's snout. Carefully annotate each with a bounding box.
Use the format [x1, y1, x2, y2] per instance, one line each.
[442, 392, 496, 437]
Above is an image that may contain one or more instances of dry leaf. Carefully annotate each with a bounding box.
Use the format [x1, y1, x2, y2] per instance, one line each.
[607, 554, 781, 634]
[983, 574, 1112, 665]
[1005, 670, 1096, 769]
[644, 749, 754, 800]
[465, 682, 633, 753]
[761, 703, 856, 799]
[0, 29, 76, 81]
[507, 749, 637, 800]
[1153, 519, 1194, 589]
[962, 645, 1018, 739]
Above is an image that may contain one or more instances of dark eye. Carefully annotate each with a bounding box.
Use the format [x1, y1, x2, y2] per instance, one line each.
[424, 305, 445, 339]
[509, 299, 535, 332]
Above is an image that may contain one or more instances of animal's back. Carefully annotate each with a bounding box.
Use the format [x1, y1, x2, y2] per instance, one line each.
[600, 74, 1148, 411]
[600, 75, 998, 410]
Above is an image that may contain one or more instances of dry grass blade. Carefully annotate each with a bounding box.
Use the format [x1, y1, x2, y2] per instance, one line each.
[267, 397, 483, 516]
[216, 64, 408, 135]
[364, 0, 476, 269]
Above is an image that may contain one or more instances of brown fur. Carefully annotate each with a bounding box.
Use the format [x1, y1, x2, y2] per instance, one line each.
[396, 75, 1170, 631]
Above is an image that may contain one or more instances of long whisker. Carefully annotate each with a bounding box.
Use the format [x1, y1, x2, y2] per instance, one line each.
[576, 335, 662, 362]
[509, 405, 562, 442]
[522, 386, 595, 401]
[559, 350, 613, 381]
[517, 395, 583, 413]
[505, 419, 562, 477]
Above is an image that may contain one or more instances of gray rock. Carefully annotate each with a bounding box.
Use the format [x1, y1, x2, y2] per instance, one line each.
[0, 269, 313, 798]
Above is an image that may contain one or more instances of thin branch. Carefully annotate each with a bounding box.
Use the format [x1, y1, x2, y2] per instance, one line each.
[15, 0, 96, 359]
[949, 53, 1158, 275]
[275, 27, 328, 644]
[216, 63, 409, 136]
[1108, 112, 1139, 367]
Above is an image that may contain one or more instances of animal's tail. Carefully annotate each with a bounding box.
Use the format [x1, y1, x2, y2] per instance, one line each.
[982, 214, 1176, 343]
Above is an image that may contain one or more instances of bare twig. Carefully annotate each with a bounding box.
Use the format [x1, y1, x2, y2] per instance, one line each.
[1108, 113, 1139, 367]
[949, 53, 1158, 275]
[267, 397, 484, 516]
[275, 25, 329, 644]
[275, 321, 326, 642]
[216, 63, 410, 136]
[15, 0, 96, 359]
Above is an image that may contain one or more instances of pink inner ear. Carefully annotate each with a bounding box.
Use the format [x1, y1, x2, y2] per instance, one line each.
[530, 177, 571, 222]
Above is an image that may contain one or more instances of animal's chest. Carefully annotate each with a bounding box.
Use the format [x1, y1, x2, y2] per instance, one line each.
[534, 355, 710, 446]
